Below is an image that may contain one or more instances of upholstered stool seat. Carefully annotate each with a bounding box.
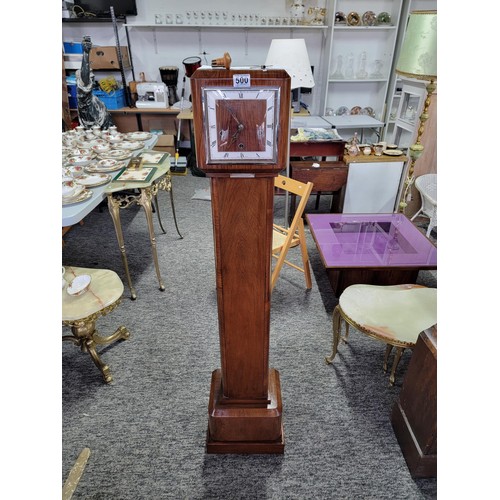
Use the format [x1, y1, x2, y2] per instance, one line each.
[325, 284, 437, 385]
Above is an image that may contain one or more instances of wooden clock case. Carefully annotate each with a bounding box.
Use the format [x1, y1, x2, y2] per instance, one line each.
[191, 69, 291, 453]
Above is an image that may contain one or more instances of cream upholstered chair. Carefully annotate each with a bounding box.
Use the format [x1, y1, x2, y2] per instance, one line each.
[271, 175, 314, 291]
[411, 173, 437, 238]
[325, 283, 437, 385]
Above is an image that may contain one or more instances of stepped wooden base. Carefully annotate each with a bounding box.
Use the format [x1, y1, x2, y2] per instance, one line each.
[206, 368, 285, 454]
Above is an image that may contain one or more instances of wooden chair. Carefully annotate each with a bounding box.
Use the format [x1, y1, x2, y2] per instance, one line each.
[325, 283, 437, 385]
[271, 175, 314, 291]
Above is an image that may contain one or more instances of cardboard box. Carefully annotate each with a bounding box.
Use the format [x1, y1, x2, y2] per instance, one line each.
[153, 134, 175, 155]
[90, 46, 131, 70]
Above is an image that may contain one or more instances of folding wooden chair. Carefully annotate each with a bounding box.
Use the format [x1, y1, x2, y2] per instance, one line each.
[271, 175, 314, 291]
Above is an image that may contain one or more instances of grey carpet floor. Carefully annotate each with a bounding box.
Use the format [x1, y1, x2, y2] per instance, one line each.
[62, 172, 437, 499]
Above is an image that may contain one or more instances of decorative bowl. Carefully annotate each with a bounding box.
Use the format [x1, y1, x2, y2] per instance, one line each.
[97, 159, 118, 168]
[67, 155, 93, 167]
[92, 144, 111, 153]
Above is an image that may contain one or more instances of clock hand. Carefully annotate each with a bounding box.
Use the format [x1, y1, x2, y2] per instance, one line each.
[228, 123, 245, 145]
[223, 103, 245, 130]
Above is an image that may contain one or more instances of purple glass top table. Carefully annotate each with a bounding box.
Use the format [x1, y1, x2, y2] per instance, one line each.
[306, 213, 437, 296]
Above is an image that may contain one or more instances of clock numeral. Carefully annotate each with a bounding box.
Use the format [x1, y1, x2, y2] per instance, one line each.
[224, 152, 229, 158]
[239, 92, 244, 98]
[267, 106, 273, 111]
[221, 91, 227, 98]
[240, 152, 245, 158]
[210, 124, 216, 129]
[267, 140, 272, 147]
[256, 153, 261, 158]
[209, 106, 215, 111]
[267, 123, 274, 128]
[211, 140, 217, 148]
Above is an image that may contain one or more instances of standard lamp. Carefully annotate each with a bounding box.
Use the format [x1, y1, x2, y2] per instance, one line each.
[265, 39, 315, 113]
[395, 10, 437, 213]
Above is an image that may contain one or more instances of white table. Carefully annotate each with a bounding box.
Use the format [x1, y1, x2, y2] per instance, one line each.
[62, 135, 183, 299]
[291, 115, 332, 129]
[62, 135, 158, 227]
[321, 115, 385, 141]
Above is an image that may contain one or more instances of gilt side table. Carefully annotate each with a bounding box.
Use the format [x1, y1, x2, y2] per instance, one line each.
[105, 154, 183, 300]
[62, 266, 130, 383]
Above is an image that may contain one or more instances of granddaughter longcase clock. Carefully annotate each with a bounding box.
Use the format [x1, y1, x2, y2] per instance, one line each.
[191, 68, 291, 453]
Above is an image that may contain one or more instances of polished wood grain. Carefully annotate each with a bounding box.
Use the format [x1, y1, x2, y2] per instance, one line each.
[391, 327, 437, 477]
[327, 268, 420, 297]
[210, 176, 274, 401]
[289, 139, 345, 160]
[290, 160, 348, 214]
[191, 69, 290, 453]
[191, 69, 290, 175]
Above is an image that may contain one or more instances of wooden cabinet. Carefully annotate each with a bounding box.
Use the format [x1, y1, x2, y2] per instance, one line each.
[391, 326, 437, 477]
[290, 160, 348, 213]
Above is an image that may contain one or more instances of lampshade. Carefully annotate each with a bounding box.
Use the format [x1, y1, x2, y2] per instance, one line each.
[265, 39, 315, 89]
[396, 10, 437, 81]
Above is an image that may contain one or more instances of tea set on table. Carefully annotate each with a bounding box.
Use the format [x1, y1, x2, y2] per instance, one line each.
[346, 138, 404, 158]
[62, 125, 153, 205]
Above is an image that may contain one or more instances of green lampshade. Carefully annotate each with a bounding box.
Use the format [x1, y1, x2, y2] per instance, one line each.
[396, 10, 437, 80]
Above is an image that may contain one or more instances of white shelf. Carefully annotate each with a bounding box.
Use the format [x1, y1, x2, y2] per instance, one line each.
[333, 25, 397, 31]
[322, 115, 384, 129]
[320, 0, 405, 130]
[328, 79, 387, 83]
[124, 23, 328, 30]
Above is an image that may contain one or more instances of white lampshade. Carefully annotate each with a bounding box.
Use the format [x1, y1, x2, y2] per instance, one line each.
[265, 39, 315, 89]
[396, 10, 437, 81]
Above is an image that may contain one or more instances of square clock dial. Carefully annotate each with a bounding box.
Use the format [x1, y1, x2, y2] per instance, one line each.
[202, 87, 280, 163]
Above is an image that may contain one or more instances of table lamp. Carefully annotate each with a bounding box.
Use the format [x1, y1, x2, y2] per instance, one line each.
[265, 39, 315, 113]
[395, 10, 437, 213]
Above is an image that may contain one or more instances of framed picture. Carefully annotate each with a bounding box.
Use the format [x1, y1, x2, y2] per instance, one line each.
[113, 166, 157, 183]
[138, 151, 170, 165]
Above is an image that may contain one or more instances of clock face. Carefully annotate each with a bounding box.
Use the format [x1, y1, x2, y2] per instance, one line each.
[202, 87, 280, 164]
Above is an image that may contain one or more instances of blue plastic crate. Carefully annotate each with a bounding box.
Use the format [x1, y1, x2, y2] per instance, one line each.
[92, 88, 126, 110]
[67, 83, 77, 109]
[64, 42, 83, 54]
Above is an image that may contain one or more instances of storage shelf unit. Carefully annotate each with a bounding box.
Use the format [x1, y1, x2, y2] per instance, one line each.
[319, 0, 404, 143]
[63, 1, 436, 133]
[124, 23, 327, 30]
[62, 16, 135, 113]
[382, 0, 437, 141]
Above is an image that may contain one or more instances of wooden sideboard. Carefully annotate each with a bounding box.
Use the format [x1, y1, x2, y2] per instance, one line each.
[391, 326, 437, 478]
[290, 160, 348, 214]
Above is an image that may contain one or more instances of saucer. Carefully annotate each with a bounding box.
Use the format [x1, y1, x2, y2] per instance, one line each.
[67, 274, 92, 296]
[76, 173, 112, 187]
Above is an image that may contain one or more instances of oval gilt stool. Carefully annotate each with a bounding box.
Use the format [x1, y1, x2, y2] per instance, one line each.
[325, 284, 437, 385]
[62, 266, 130, 383]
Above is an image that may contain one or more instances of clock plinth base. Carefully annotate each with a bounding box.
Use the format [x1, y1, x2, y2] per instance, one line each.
[206, 368, 285, 454]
